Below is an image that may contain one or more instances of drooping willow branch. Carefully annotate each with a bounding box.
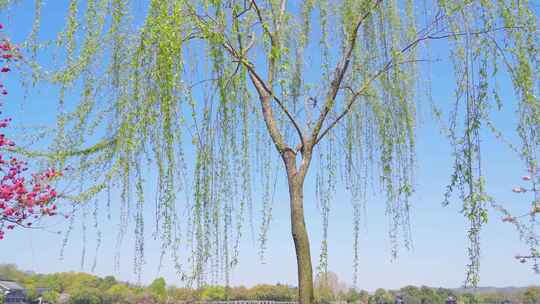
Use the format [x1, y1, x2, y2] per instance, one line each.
[315, 25, 523, 146]
[191, 5, 304, 153]
[310, 0, 383, 147]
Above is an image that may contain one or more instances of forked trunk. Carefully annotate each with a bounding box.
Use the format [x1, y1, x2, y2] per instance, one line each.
[283, 151, 314, 304]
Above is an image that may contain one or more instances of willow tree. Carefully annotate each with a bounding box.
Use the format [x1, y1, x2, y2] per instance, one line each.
[4, 0, 539, 303]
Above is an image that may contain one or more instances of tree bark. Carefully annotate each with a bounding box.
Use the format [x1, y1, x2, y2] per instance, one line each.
[283, 150, 314, 304]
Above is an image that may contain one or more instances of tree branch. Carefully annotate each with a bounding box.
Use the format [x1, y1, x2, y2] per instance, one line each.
[250, 0, 275, 46]
[313, 23, 525, 145]
[190, 3, 304, 152]
[313, 60, 394, 146]
[309, 0, 383, 148]
[13, 136, 117, 159]
[250, 0, 306, 150]
[227, 2, 306, 152]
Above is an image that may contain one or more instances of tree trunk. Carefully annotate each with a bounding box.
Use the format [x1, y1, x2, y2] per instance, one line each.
[283, 151, 314, 304]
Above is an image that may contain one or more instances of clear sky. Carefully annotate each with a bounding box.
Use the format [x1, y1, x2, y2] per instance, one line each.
[0, 1, 538, 292]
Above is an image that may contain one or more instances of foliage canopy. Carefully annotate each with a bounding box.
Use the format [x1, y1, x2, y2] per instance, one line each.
[1, 0, 539, 291]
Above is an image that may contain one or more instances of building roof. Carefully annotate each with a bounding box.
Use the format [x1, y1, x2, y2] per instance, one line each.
[0, 280, 25, 291]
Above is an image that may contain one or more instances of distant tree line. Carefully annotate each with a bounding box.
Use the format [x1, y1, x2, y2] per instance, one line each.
[0, 265, 538, 304]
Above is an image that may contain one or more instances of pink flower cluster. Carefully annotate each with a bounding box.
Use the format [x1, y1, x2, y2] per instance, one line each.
[509, 173, 540, 215]
[0, 23, 61, 240]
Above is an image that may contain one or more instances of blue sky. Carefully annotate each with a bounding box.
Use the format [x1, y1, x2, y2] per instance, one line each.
[0, 0, 538, 292]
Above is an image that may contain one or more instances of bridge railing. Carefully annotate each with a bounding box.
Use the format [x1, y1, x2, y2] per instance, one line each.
[175, 301, 298, 304]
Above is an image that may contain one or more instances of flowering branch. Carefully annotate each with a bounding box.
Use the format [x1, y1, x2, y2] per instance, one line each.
[0, 23, 62, 240]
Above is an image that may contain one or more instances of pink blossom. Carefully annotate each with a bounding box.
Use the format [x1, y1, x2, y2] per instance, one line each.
[512, 187, 527, 193]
